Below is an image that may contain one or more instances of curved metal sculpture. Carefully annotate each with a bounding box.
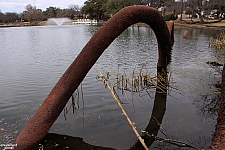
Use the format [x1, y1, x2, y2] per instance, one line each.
[14, 5, 173, 149]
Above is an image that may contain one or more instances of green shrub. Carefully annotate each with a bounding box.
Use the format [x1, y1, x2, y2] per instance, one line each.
[163, 14, 177, 21]
[103, 14, 111, 21]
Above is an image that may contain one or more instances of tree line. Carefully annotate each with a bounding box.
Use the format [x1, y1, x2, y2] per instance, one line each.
[180, 0, 225, 24]
[0, 0, 224, 24]
[0, 4, 81, 23]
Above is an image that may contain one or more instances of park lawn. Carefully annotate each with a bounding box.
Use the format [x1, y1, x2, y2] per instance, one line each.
[174, 19, 225, 28]
[207, 21, 225, 27]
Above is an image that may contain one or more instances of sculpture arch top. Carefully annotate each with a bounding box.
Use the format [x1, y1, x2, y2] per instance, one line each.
[82, 5, 172, 68]
[14, 5, 173, 149]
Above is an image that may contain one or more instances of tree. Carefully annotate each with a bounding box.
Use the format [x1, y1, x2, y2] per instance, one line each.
[206, 0, 225, 19]
[55, 8, 65, 18]
[107, 0, 142, 14]
[179, 0, 184, 20]
[0, 11, 5, 23]
[4, 12, 20, 23]
[23, 4, 33, 22]
[35, 9, 43, 21]
[23, 4, 41, 22]
[43, 6, 57, 18]
[185, 8, 193, 18]
[42, 6, 81, 20]
[164, 0, 176, 12]
[106, 0, 121, 14]
[67, 5, 81, 19]
[142, 0, 171, 8]
[82, 0, 108, 20]
[186, 0, 205, 23]
[69, 5, 80, 14]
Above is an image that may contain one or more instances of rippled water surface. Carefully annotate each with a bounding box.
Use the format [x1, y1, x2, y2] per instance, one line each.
[0, 24, 224, 149]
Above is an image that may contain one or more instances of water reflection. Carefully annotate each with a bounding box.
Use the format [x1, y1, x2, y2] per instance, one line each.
[35, 133, 116, 150]
[194, 95, 220, 120]
[130, 68, 167, 149]
[37, 68, 168, 150]
[38, 68, 208, 150]
[99, 26, 158, 71]
[0, 25, 223, 149]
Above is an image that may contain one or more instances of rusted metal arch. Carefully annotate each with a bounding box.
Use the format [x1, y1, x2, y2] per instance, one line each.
[14, 5, 173, 149]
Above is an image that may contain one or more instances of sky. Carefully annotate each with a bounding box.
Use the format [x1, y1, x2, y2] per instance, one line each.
[0, 0, 86, 13]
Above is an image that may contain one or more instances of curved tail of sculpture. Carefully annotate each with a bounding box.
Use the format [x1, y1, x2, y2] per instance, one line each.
[167, 20, 174, 44]
[14, 5, 173, 149]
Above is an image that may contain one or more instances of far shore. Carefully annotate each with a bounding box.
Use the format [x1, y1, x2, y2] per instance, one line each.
[173, 19, 225, 31]
[1, 19, 225, 31]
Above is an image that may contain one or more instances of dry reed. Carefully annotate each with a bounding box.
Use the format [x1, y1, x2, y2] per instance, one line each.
[210, 32, 225, 49]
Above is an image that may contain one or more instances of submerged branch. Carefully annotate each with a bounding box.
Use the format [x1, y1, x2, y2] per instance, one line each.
[94, 64, 149, 150]
[143, 116, 200, 150]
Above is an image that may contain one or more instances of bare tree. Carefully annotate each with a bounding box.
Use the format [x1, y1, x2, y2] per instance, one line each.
[4, 12, 20, 23]
[0, 11, 5, 23]
[23, 4, 37, 22]
[67, 5, 80, 19]
[180, 0, 184, 20]
[186, 0, 205, 23]
[206, 0, 225, 19]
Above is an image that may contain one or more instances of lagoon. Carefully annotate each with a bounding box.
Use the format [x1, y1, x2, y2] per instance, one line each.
[0, 24, 224, 149]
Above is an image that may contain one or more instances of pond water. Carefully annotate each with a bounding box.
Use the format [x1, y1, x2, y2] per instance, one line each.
[0, 24, 224, 149]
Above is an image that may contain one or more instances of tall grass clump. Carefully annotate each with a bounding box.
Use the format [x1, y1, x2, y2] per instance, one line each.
[210, 32, 225, 49]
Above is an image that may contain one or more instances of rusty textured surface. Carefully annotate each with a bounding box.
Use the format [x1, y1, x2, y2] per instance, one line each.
[209, 64, 225, 150]
[166, 20, 174, 44]
[14, 5, 172, 149]
[166, 20, 174, 64]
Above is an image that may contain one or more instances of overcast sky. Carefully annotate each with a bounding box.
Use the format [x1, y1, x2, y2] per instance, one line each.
[0, 0, 86, 13]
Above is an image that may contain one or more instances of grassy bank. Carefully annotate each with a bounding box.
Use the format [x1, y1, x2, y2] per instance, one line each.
[173, 19, 225, 31]
[1, 19, 225, 31]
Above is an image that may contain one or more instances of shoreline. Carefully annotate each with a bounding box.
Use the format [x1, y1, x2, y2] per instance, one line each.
[133, 21, 225, 31]
[1, 20, 225, 31]
[174, 22, 225, 31]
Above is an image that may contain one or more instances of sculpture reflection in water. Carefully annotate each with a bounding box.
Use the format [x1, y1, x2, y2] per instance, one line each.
[130, 68, 168, 149]
[36, 68, 169, 150]
[35, 133, 116, 150]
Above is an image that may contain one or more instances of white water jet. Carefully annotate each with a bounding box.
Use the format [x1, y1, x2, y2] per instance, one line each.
[45, 18, 71, 26]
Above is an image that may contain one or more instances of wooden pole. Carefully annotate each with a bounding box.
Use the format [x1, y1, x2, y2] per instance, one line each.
[95, 64, 149, 150]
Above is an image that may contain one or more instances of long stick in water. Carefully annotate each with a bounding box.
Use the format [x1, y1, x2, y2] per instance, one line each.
[94, 64, 148, 150]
